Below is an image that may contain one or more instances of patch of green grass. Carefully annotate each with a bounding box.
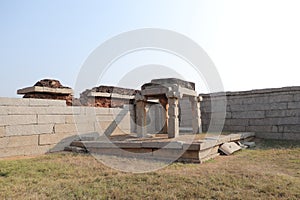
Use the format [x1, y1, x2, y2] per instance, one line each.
[0, 140, 299, 199]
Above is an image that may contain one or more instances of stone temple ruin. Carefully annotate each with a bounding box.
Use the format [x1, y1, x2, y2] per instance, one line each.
[136, 78, 201, 138]
[1, 77, 299, 162]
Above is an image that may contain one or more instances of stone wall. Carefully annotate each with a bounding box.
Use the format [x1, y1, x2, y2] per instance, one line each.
[0, 97, 135, 158]
[200, 87, 300, 140]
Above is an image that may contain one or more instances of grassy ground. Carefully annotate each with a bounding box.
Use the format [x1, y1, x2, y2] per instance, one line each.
[0, 139, 299, 200]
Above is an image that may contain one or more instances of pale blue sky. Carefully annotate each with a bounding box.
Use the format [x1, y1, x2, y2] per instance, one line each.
[1, 1, 300, 97]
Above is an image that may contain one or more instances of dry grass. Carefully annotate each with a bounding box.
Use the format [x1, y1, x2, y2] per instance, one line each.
[0, 139, 299, 200]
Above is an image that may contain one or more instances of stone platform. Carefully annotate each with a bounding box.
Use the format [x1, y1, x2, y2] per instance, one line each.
[67, 132, 255, 163]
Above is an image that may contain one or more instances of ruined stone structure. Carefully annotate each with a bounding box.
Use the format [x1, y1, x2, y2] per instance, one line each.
[136, 78, 201, 138]
[80, 86, 139, 108]
[1, 78, 299, 159]
[17, 79, 73, 106]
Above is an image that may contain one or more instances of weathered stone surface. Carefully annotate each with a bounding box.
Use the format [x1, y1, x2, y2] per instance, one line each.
[225, 119, 249, 126]
[255, 132, 283, 140]
[141, 141, 183, 149]
[0, 145, 51, 158]
[80, 85, 139, 108]
[232, 111, 265, 119]
[283, 125, 300, 133]
[288, 102, 300, 109]
[34, 79, 70, 89]
[243, 142, 256, 148]
[17, 79, 74, 106]
[223, 125, 246, 132]
[6, 124, 54, 136]
[38, 115, 66, 124]
[0, 115, 37, 126]
[245, 126, 272, 132]
[268, 94, 293, 103]
[0, 135, 38, 148]
[265, 110, 286, 117]
[54, 123, 95, 134]
[149, 78, 195, 90]
[0, 126, 4, 137]
[0, 98, 30, 106]
[39, 132, 77, 145]
[282, 132, 300, 140]
[219, 142, 241, 155]
[29, 98, 66, 107]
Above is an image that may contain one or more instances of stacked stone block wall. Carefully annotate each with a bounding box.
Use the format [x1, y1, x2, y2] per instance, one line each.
[200, 87, 300, 140]
[0, 98, 135, 158]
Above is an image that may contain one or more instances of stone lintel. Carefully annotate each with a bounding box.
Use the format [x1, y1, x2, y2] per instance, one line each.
[151, 78, 195, 90]
[88, 92, 135, 99]
[17, 86, 73, 95]
[141, 87, 169, 96]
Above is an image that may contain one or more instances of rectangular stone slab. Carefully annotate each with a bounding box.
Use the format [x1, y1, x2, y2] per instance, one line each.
[17, 86, 73, 95]
[151, 78, 195, 90]
[219, 142, 241, 155]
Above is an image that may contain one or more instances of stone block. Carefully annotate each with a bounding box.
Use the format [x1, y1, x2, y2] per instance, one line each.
[44, 107, 75, 115]
[282, 132, 300, 140]
[277, 117, 300, 125]
[0, 115, 37, 126]
[286, 109, 300, 117]
[0, 126, 4, 137]
[225, 119, 249, 126]
[199, 146, 219, 158]
[0, 98, 30, 106]
[241, 96, 269, 105]
[288, 102, 300, 109]
[0, 106, 8, 115]
[54, 123, 95, 134]
[39, 132, 77, 145]
[0, 144, 52, 158]
[265, 110, 286, 117]
[6, 124, 54, 136]
[248, 118, 279, 126]
[255, 132, 283, 140]
[69, 115, 98, 124]
[17, 86, 73, 95]
[94, 107, 113, 115]
[89, 147, 153, 158]
[230, 103, 287, 111]
[141, 141, 183, 149]
[152, 149, 186, 159]
[293, 94, 300, 101]
[37, 115, 65, 124]
[283, 125, 300, 133]
[29, 99, 66, 107]
[7, 106, 40, 115]
[268, 94, 293, 103]
[269, 102, 288, 110]
[219, 142, 241, 155]
[232, 111, 265, 119]
[0, 135, 38, 148]
[245, 126, 272, 132]
[223, 125, 246, 132]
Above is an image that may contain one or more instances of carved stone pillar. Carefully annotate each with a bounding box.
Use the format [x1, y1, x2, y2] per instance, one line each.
[167, 97, 179, 138]
[190, 96, 202, 134]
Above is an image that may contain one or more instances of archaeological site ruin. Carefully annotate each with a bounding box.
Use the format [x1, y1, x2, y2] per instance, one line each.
[1, 78, 299, 163]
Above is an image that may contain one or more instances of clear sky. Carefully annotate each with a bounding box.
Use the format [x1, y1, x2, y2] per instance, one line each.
[1, 0, 300, 97]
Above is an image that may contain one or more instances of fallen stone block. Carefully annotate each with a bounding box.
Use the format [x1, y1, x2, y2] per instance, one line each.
[219, 142, 241, 155]
[243, 142, 256, 148]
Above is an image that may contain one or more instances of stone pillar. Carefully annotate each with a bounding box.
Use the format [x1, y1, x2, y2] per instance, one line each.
[136, 100, 146, 137]
[190, 96, 202, 134]
[167, 97, 179, 138]
[159, 97, 168, 134]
